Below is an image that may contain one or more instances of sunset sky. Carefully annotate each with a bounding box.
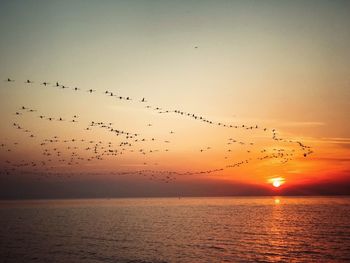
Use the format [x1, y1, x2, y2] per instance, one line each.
[0, 0, 349, 198]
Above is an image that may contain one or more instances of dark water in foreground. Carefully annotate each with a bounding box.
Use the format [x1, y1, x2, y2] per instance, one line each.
[1, 197, 350, 263]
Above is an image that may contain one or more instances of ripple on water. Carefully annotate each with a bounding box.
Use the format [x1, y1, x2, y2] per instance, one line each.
[1, 197, 350, 263]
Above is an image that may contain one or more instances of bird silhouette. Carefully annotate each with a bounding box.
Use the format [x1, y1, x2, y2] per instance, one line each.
[1, 76, 313, 183]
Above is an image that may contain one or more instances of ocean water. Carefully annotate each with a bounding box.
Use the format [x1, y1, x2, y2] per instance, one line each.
[0, 197, 350, 263]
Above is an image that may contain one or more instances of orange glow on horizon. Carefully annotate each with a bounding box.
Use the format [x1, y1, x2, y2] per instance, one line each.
[1, 0, 350, 198]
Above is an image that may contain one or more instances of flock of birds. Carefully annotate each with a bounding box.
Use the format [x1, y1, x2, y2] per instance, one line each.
[0, 78, 313, 183]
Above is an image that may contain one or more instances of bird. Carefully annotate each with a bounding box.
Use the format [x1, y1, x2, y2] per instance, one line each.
[6, 78, 15, 82]
[1, 76, 313, 181]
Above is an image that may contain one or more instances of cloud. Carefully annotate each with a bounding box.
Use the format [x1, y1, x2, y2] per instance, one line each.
[320, 137, 350, 143]
[312, 157, 350, 162]
[281, 175, 350, 196]
[279, 121, 326, 127]
[302, 137, 350, 145]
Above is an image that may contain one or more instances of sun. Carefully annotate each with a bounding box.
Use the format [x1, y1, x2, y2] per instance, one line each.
[273, 180, 281, 188]
[269, 177, 285, 188]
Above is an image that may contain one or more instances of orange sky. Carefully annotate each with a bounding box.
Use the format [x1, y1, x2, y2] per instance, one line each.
[0, 1, 349, 198]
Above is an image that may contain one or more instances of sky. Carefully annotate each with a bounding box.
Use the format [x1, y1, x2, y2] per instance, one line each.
[0, 0, 349, 198]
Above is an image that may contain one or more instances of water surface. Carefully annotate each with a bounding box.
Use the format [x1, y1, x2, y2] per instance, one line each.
[1, 197, 350, 262]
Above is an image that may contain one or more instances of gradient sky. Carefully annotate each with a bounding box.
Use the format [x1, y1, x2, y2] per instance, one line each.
[0, 0, 349, 198]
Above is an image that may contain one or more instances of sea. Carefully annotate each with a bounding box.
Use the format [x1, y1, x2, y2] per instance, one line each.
[0, 197, 350, 263]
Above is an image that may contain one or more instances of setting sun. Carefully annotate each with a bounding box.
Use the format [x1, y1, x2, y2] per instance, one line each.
[269, 177, 285, 188]
[273, 180, 281, 188]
